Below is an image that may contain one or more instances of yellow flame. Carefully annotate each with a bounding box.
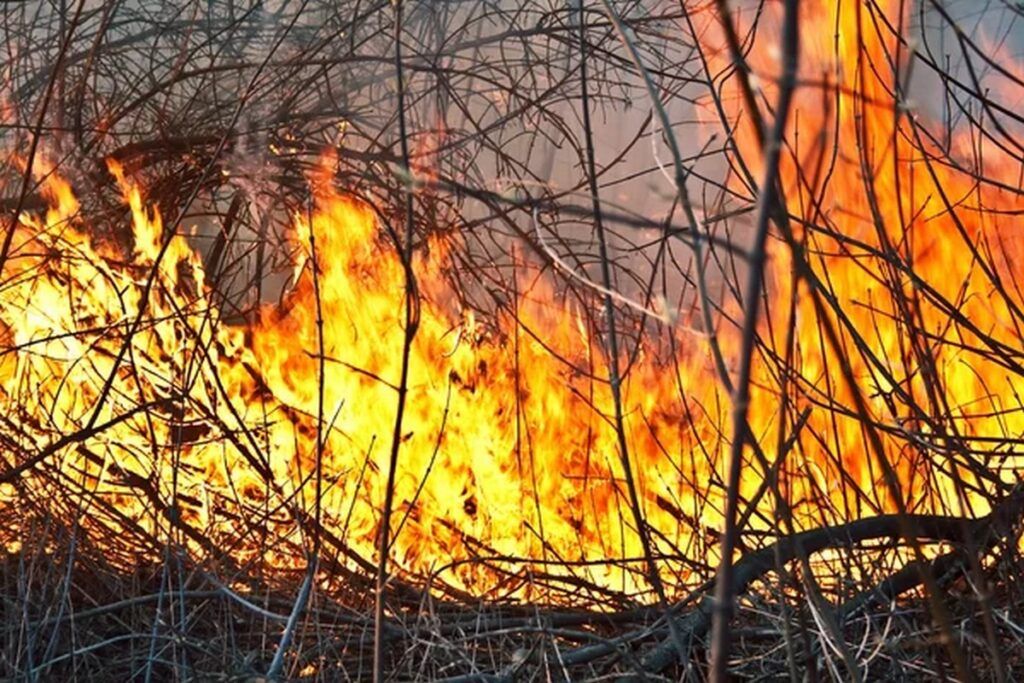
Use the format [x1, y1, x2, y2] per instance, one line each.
[0, 0, 1021, 601]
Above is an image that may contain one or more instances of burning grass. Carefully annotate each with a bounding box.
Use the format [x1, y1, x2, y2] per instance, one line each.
[1, 0, 1024, 679]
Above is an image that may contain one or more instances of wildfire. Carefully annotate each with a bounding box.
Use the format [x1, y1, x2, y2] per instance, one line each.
[0, 0, 1021, 603]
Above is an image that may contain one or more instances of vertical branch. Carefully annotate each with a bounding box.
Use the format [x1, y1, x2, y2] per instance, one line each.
[576, 0, 686, 660]
[708, 0, 800, 680]
[374, 1, 420, 680]
[266, 199, 324, 680]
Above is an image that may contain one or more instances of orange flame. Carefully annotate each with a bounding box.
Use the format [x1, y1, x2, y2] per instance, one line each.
[0, 0, 1021, 602]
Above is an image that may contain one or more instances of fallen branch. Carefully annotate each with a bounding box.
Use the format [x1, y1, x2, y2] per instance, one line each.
[638, 484, 1024, 675]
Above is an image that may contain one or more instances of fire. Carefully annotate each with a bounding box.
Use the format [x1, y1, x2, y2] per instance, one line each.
[0, 0, 1021, 603]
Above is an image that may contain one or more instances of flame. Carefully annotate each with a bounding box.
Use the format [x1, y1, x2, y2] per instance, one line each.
[0, 0, 1021, 602]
